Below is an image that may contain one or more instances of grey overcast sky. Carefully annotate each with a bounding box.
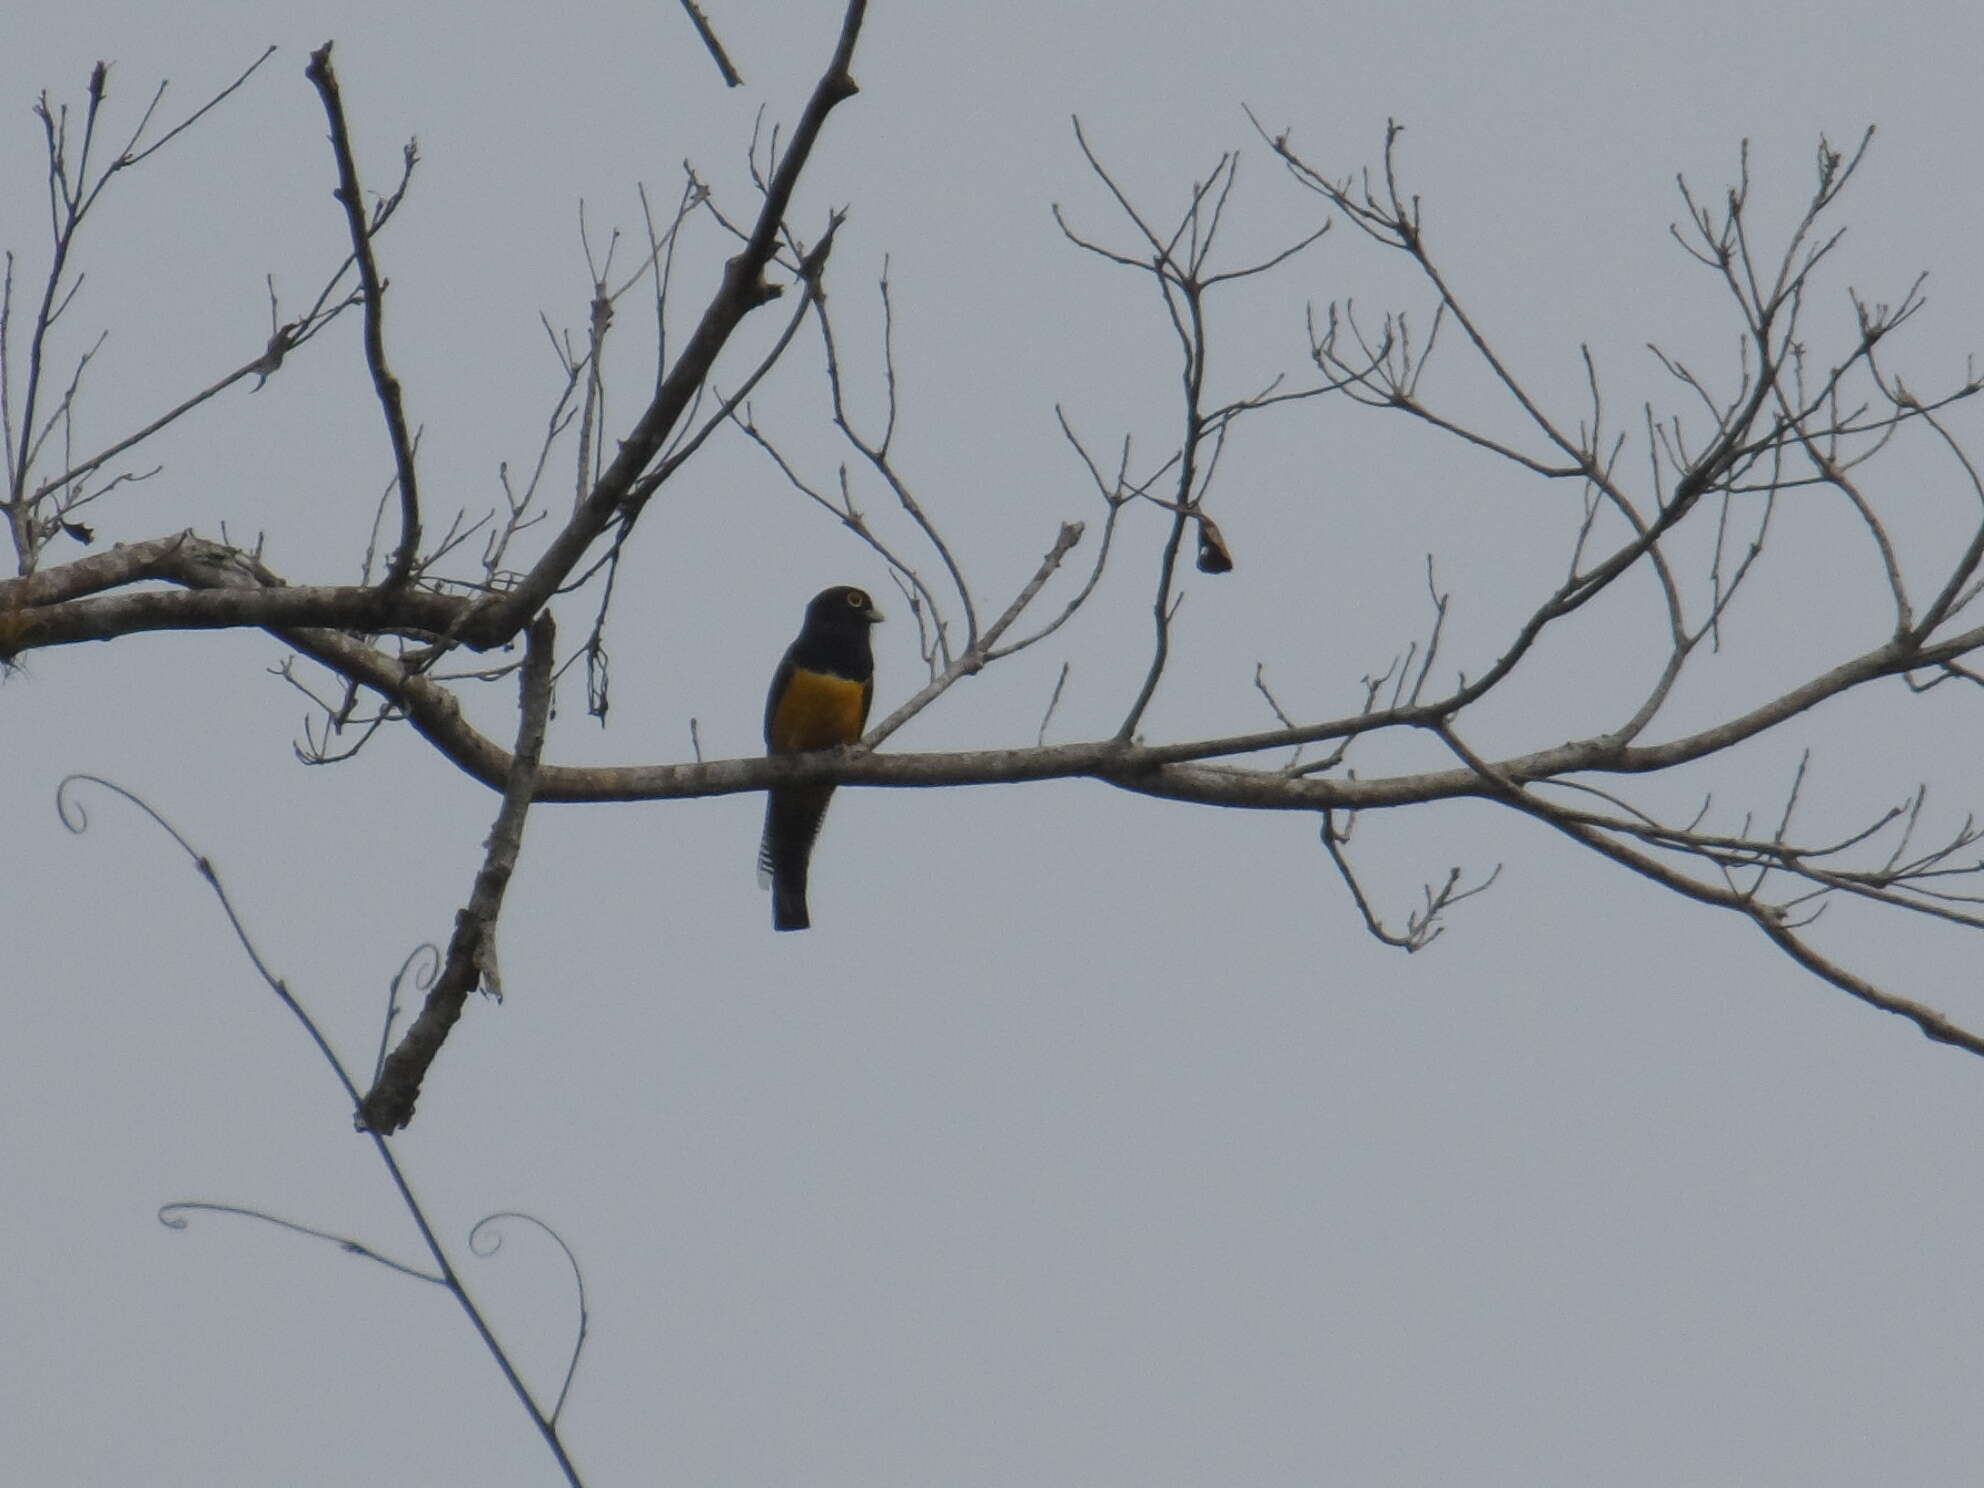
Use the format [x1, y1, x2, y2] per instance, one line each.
[10, 2, 1984, 1484]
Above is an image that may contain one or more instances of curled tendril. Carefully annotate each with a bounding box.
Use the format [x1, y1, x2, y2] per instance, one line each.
[397, 942, 443, 992]
[375, 941, 443, 1084]
[56, 771, 588, 1465]
[469, 1211, 591, 1424]
[53, 772, 361, 1103]
[58, 773, 202, 862]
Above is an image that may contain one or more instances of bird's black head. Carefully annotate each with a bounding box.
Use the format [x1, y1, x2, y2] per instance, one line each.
[804, 585, 884, 630]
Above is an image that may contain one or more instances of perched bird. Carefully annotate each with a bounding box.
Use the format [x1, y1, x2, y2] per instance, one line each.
[758, 585, 883, 931]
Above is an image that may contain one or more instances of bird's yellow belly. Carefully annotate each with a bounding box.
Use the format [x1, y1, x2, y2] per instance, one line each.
[769, 669, 869, 752]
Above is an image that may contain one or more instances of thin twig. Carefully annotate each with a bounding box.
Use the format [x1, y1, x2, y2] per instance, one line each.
[306, 44, 422, 588]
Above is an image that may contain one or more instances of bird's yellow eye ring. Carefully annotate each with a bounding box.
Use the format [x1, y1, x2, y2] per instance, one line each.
[846, 589, 869, 609]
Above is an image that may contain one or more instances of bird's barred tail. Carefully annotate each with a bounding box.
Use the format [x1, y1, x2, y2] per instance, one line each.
[759, 788, 828, 931]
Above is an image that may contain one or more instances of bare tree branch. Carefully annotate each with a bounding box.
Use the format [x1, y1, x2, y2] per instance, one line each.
[677, 0, 744, 87]
[358, 613, 557, 1133]
[305, 43, 423, 589]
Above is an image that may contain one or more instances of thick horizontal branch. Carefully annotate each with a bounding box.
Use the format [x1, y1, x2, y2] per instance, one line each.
[362, 616, 1984, 816]
[0, 532, 454, 658]
[0, 533, 201, 607]
[336, 734, 1709, 814]
[251, 591, 1984, 818]
[2, 581, 464, 652]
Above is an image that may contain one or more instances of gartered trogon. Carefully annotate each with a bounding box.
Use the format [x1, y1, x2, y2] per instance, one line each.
[758, 585, 883, 930]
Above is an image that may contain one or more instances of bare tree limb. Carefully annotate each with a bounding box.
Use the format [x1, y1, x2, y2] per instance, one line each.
[358, 613, 556, 1133]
